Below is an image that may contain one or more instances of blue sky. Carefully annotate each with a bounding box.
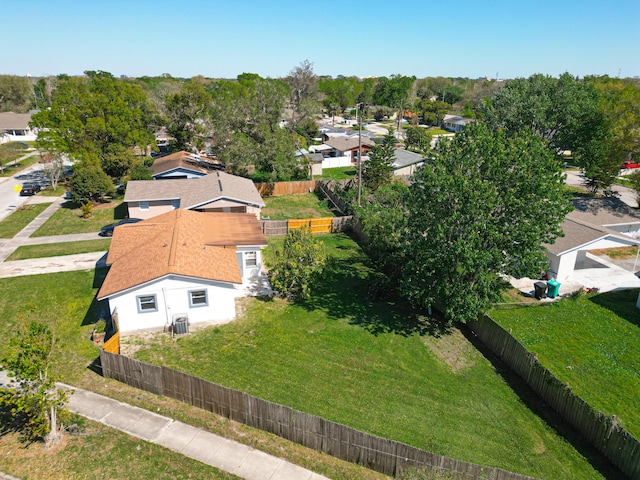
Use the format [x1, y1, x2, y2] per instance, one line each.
[2, 0, 639, 80]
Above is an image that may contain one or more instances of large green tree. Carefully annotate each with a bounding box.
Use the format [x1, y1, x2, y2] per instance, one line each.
[0, 75, 32, 112]
[363, 129, 396, 192]
[404, 126, 432, 153]
[479, 73, 616, 192]
[210, 74, 302, 181]
[401, 123, 571, 323]
[164, 81, 212, 152]
[31, 71, 155, 178]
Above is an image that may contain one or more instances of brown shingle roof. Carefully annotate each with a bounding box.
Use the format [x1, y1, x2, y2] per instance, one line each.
[151, 150, 220, 177]
[324, 136, 375, 153]
[97, 209, 267, 299]
[124, 171, 266, 208]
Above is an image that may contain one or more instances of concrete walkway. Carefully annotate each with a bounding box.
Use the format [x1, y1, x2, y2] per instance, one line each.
[0, 372, 327, 480]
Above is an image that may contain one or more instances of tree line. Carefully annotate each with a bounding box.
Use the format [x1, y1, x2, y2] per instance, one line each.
[0, 67, 635, 203]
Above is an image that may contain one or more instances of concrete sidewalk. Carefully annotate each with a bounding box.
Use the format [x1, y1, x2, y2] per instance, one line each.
[63, 385, 328, 480]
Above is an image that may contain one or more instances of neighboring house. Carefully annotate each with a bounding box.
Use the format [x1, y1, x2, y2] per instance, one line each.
[322, 136, 375, 160]
[0, 111, 37, 144]
[545, 197, 640, 281]
[320, 127, 375, 142]
[151, 150, 222, 179]
[442, 114, 474, 133]
[125, 170, 265, 220]
[97, 209, 268, 333]
[392, 149, 426, 177]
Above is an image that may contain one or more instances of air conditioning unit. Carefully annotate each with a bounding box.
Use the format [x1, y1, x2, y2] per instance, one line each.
[172, 313, 189, 335]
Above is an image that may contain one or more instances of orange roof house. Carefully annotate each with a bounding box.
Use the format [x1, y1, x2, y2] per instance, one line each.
[97, 209, 269, 333]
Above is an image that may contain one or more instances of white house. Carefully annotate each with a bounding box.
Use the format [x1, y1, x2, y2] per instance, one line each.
[0, 112, 37, 144]
[97, 209, 269, 334]
[545, 198, 640, 281]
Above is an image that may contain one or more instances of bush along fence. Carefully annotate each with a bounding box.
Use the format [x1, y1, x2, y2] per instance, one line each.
[260, 216, 353, 237]
[469, 315, 640, 479]
[99, 350, 538, 480]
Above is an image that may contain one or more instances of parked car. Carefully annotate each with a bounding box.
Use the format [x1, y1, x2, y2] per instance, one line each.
[99, 218, 142, 237]
[620, 160, 640, 169]
[20, 183, 41, 196]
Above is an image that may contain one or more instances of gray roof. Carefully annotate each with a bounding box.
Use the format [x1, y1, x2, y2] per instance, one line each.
[0, 112, 32, 130]
[393, 149, 426, 168]
[544, 198, 640, 255]
[125, 171, 265, 208]
[308, 153, 325, 164]
[568, 197, 640, 227]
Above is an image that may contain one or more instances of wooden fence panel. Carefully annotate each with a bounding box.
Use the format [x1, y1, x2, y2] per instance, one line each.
[260, 220, 288, 237]
[102, 331, 120, 354]
[256, 181, 316, 196]
[331, 216, 353, 233]
[288, 217, 333, 234]
[99, 352, 544, 480]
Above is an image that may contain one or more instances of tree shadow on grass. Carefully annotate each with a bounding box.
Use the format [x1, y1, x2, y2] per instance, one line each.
[588, 289, 640, 329]
[295, 255, 451, 338]
[80, 267, 109, 327]
[460, 324, 627, 480]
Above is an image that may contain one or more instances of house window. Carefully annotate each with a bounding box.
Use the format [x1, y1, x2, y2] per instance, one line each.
[139, 201, 149, 211]
[137, 294, 157, 313]
[245, 251, 257, 267]
[171, 199, 180, 209]
[189, 289, 208, 307]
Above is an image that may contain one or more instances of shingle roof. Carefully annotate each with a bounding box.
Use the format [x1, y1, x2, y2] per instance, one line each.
[125, 171, 265, 208]
[0, 112, 32, 130]
[392, 149, 426, 168]
[98, 210, 267, 299]
[324, 136, 375, 152]
[568, 197, 640, 227]
[151, 150, 221, 177]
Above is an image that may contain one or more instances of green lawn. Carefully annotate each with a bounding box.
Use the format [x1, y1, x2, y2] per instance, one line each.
[0, 269, 388, 480]
[0, 203, 52, 238]
[0, 143, 37, 177]
[32, 200, 127, 237]
[314, 166, 357, 180]
[0, 419, 239, 480]
[490, 290, 640, 439]
[131, 234, 612, 480]
[262, 193, 334, 220]
[39, 184, 68, 196]
[6, 239, 111, 261]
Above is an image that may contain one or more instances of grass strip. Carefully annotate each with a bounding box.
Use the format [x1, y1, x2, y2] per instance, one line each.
[6, 239, 111, 261]
[33, 200, 126, 236]
[0, 203, 51, 238]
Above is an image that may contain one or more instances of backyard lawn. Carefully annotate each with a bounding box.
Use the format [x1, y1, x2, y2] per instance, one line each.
[32, 200, 127, 236]
[261, 193, 334, 220]
[130, 234, 615, 480]
[0, 203, 51, 238]
[490, 290, 640, 439]
[314, 166, 357, 180]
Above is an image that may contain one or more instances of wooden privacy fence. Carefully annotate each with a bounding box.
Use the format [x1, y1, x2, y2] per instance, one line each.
[260, 216, 353, 237]
[102, 310, 120, 355]
[255, 180, 317, 196]
[470, 315, 640, 479]
[99, 350, 538, 480]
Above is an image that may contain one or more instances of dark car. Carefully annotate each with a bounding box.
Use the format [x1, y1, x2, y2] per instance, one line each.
[99, 218, 142, 237]
[20, 183, 41, 196]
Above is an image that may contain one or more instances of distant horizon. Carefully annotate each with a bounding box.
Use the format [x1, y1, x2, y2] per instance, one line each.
[2, 0, 638, 80]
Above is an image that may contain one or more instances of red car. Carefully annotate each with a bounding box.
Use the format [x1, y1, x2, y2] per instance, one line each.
[620, 160, 640, 169]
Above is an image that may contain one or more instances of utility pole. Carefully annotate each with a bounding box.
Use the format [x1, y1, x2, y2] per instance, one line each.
[357, 103, 363, 206]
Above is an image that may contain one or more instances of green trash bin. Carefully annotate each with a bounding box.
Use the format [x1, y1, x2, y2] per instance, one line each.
[547, 279, 561, 298]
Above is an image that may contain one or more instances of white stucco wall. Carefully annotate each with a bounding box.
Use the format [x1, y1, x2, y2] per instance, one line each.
[237, 246, 264, 278]
[107, 276, 239, 333]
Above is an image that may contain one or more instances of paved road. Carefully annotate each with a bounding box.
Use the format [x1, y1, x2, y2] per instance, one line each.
[564, 170, 638, 208]
[0, 150, 49, 222]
